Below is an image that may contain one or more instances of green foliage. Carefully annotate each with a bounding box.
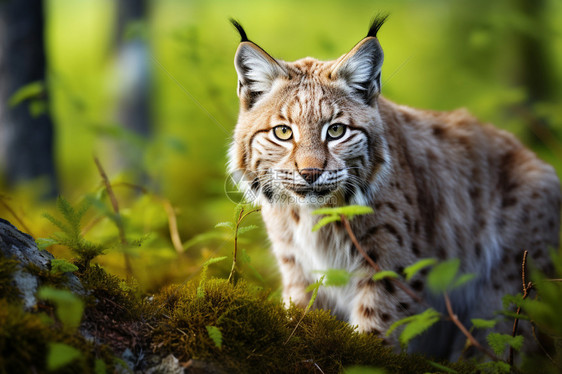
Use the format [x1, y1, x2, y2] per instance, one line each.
[403, 258, 437, 281]
[47, 343, 82, 370]
[37, 287, 84, 330]
[150, 278, 471, 373]
[386, 308, 441, 348]
[50, 258, 79, 274]
[372, 270, 400, 281]
[486, 333, 523, 357]
[476, 361, 511, 374]
[312, 205, 374, 231]
[197, 256, 228, 298]
[344, 366, 386, 374]
[43, 196, 105, 269]
[470, 318, 497, 329]
[320, 269, 351, 287]
[426, 259, 475, 295]
[205, 325, 223, 349]
[36, 238, 57, 251]
[9, 81, 44, 106]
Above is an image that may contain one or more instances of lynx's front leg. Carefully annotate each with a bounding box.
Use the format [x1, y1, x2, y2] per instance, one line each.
[273, 246, 310, 308]
[350, 276, 409, 340]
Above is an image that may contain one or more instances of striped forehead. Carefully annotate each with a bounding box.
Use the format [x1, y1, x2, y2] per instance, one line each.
[279, 80, 340, 127]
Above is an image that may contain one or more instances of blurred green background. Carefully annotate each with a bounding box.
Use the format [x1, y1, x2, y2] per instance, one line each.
[1, 0, 561, 293]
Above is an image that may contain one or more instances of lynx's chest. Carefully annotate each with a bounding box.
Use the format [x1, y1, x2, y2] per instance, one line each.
[262, 205, 363, 317]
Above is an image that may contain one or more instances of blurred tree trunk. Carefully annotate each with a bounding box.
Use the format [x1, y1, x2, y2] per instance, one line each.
[113, 0, 152, 182]
[0, 0, 57, 197]
[512, 0, 558, 147]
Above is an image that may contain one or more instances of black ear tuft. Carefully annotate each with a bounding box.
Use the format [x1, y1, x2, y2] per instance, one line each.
[230, 19, 249, 42]
[366, 14, 389, 38]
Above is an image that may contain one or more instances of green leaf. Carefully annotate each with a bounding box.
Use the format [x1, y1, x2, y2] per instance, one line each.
[477, 361, 511, 374]
[215, 222, 234, 230]
[398, 308, 440, 346]
[402, 258, 437, 281]
[344, 366, 386, 374]
[470, 318, 497, 329]
[427, 361, 458, 373]
[386, 308, 440, 345]
[237, 225, 258, 236]
[321, 269, 352, 287]
[29, 99, 47, 117]
[206, 325, 223, 349]
[305, 276, 325, 310]
[50, 258, 79, 274]
[183, 231, 231, 250]
[94, 359, 107, 374]
[47, 343, 82, 370]
[36, 238, 58, 251]
[372, 270, 400, 281]
[451, 273, 476, 289]
[202, 256, 228, 267]
[486, 333, 524, 356]
[312, 215, 341, 231]
[9, 81, 45, 107]
[37, 287, 84, 330]
[427, 259, 460, 294]
[312, 205, 374, 219]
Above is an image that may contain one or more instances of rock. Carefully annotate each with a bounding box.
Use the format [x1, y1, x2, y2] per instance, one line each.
[0, 218, 84, 308]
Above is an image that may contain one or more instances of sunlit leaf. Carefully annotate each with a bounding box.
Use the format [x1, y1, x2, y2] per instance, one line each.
[398, 308, 440, 346]
[403, 258, 437, 281]
[237, 225, 258, 236]
[313, 205, 374, 219]
[487, 333, 523, 356]
[320, 269, 351, 287]
[312, 215, 341, 231]
[47, 343, 82, 370]
[37, 287, 84, 329]
[206, 325, 223, 349]
[9, 81, 44, 107]
[427, 259, 460, 294]
[451, 273, 476, 289]
[428, 361, 458, 373]
[50, 258, 79, 274]
[372, 270, 399, 281]
[215, 222, 234, 230]
[36, 237, 58, 251]
[470, 318, 497, 329]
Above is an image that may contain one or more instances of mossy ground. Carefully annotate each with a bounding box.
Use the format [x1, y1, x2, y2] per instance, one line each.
[1, 252, 476, 373]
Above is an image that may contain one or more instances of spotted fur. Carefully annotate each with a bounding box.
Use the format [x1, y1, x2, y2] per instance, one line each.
[228, 18, 561, 359]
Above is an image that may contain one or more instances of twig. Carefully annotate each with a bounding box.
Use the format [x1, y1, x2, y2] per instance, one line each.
[531, 323, 560, 369]
[340, 215, 423, 304]
[112, 182, 184, 254]
[509, 250, 533, 365]
[228, 207, 260, 283]
[93, 156, 132, 275]
[443, 292, 500, 361]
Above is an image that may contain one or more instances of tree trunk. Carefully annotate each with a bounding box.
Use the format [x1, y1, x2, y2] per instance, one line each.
[0, 0, 57, 197]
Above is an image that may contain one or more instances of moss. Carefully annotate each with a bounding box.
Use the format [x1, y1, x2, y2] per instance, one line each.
[0, 255, 21, 302]
[150, 279, 476, 373]
[0, 299, 114, 374]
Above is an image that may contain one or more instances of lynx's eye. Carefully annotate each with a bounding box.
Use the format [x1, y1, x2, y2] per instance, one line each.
[327, 123, 346, 140]
[273, 125, 293, 141]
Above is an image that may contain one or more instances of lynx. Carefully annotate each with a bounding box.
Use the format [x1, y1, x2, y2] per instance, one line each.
[227, 17, 561, 358]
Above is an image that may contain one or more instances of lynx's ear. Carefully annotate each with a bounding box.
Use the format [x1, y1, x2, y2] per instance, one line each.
[331, 15, 387, 105]
[231, 20, 287, 110]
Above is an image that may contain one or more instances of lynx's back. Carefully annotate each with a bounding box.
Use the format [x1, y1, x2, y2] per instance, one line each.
[228, 17, 561, 359]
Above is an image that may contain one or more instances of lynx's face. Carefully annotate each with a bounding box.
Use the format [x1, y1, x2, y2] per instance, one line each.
[229, 22, 389, 206]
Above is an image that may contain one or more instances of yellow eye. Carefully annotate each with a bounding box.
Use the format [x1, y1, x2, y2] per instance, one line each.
[273, 125, 293, 141]
[327, 123, 346, 140]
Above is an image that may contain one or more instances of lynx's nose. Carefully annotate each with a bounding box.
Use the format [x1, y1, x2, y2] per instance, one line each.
[299, 168, 323, 185]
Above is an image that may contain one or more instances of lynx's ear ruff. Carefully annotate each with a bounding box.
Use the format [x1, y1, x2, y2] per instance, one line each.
[231, 21, 287, 110]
